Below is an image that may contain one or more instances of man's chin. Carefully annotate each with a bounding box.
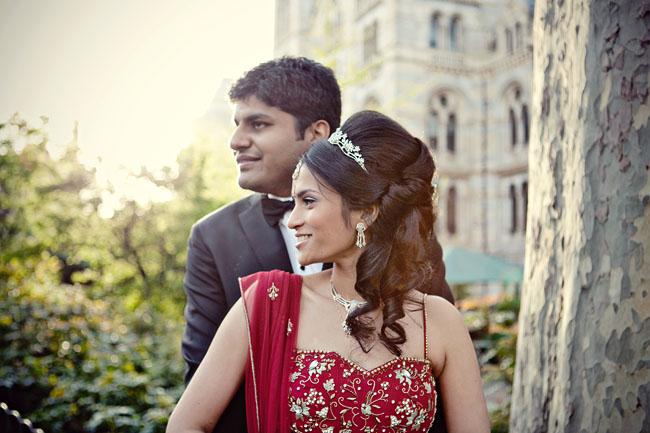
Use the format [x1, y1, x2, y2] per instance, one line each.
[238, 175, 262, 193]
[239, 175, 291, 196]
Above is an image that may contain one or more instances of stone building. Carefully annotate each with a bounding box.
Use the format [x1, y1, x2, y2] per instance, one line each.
[274, 0, 533, 264]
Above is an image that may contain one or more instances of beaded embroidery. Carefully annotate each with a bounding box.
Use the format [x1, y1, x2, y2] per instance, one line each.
[267, 282, 279, 301]
[287, 318, 293, 336]
[288, 350, 436, 433]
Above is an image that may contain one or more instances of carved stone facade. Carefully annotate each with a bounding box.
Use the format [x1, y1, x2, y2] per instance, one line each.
[275, 0, 532, 264]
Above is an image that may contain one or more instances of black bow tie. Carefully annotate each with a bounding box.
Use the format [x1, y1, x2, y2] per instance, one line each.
[261, 197, 294, 227]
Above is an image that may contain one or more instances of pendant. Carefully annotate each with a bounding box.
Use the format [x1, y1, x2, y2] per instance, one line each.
[348, 300, 363, 314]
[342, 320, 352, 335]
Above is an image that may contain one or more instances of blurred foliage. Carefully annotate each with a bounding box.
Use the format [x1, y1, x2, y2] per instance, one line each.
[451, 283, 470, 301]
[0, 114, 245, 431]
[489, 403, 511, 433]
[461, 295, 520, 433]
[0, 266, 183, 433]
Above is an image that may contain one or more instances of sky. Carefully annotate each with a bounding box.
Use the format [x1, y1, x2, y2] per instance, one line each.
[0, 0, 275, 179]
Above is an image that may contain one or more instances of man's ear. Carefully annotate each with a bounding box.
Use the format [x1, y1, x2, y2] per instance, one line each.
[304, 120, 331, 143]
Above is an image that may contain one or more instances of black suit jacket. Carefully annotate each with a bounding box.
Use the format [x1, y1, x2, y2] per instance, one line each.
[181, 193, 453, 433]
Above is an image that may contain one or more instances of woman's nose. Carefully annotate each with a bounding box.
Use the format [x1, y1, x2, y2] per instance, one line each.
[287, 207, 302, 230]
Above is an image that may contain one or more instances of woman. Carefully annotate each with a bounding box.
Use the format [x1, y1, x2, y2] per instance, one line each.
[167, 111, 490, 433]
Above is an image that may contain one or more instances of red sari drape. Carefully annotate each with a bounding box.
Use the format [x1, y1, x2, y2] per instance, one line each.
[239, 270, 302, 433]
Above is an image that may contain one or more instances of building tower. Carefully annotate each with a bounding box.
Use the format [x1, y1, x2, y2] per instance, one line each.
[275, 0, 532, 264]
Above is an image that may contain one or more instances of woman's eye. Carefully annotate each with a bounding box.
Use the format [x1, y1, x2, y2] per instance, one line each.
[303, 197, 315, 206]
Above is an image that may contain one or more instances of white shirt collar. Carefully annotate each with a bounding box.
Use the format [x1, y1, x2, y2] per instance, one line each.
[267, 193, 293, 202]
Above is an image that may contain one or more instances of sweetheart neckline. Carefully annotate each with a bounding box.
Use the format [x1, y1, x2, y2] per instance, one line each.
[294, 348, 435, 379]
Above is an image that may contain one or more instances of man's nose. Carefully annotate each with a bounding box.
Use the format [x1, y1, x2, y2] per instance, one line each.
[230, 127, 250, 151]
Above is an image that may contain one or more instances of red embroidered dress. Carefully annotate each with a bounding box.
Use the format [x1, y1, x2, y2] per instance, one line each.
[288, 351, 436, 433]
[241, 270, 437, 433]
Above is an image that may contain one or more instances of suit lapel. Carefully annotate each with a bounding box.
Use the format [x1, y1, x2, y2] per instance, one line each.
[238, 194, 293, 273]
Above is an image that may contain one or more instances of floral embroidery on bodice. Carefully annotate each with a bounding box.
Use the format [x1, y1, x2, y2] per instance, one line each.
[288, 350, 436, 433]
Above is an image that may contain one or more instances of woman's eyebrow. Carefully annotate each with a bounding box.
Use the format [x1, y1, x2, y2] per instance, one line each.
[294, 189, 319, 198]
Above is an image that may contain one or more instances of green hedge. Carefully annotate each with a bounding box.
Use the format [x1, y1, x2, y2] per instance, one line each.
[0, 269, 184, 433]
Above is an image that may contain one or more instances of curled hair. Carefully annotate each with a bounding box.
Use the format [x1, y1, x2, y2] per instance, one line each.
[229, 56, 341, 136]
[302, 111, 440, 356]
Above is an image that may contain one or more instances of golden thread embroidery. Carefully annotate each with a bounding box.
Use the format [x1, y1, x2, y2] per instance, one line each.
[238, 277, 261, 431]
[267, 282, 279, 301]
[287, 318, 293, 336]
[288, 351, 436, 432]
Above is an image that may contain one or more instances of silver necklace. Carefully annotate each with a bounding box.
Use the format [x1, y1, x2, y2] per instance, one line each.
[330, 280, 368, 335]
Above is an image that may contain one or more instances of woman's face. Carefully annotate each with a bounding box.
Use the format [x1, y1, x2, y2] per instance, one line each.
[288, 164, 364, 266]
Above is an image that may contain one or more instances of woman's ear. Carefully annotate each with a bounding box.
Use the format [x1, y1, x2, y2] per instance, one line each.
[363, 205, 380, 227]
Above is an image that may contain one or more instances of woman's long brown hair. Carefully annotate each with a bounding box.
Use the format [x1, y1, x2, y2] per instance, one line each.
[302, 110, 440, 356]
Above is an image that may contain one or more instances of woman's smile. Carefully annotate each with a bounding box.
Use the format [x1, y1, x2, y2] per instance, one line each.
[295, 233, 312, 248]
[288, 166, 363, 266]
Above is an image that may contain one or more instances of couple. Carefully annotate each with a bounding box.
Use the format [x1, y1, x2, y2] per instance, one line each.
[168, 57, 489, 433]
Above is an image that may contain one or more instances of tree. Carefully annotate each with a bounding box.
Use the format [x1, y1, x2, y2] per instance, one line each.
[0, 115, 186, 432]
[510, 1, 649, 432]
[0, 114, 101, 285]
[1, 112, 244, 316]
[102, 130, 245, 314]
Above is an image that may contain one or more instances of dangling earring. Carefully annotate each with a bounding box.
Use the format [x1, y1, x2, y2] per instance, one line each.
[355, 222, 367, 248]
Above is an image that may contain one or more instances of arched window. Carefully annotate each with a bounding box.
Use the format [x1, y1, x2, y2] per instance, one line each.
[364, 96, 380, 111]
[505, 84, 527, 152]
[430, 90, 461, 155]
[275, 0, 290, 42]
[515, 22, 523, 48]
[447, 186, 457, 234]
[447, 113, 456, 153]
[521, 104, 529, 145]
[509, 184, 518, 233]
[429, 14, 439, 48]
[488, 36, 498, 52]
[505, 28, 513, 53]
[509, 108, 517, 147]
[522, 181, 528, 231]
[363, 21, 379, 63]
[428, 110, 439, 150]
[449, 16, 461, 51]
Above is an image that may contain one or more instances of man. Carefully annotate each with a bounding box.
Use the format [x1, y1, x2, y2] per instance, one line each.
[181, 57, 452, 433]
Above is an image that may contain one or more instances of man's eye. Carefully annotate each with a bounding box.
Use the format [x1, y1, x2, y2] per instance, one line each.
[252, 122, 268, 129]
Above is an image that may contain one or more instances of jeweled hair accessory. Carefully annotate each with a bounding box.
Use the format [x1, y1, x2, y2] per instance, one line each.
[292, 159, 303, 180]
[328, 128, 368, 172]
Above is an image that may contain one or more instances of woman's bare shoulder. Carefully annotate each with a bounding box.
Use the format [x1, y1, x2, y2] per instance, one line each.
[423, 294, 465, 332]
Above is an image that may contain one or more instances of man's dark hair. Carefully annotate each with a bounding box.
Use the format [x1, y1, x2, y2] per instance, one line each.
[229, 56, 341, 137]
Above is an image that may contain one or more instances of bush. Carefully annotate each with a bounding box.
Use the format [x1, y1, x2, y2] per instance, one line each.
[0, 271, 184, 433]
[490, 403, 511, 433]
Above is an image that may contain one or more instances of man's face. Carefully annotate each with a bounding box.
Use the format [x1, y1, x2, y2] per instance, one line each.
[230, 96, 311, 197]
